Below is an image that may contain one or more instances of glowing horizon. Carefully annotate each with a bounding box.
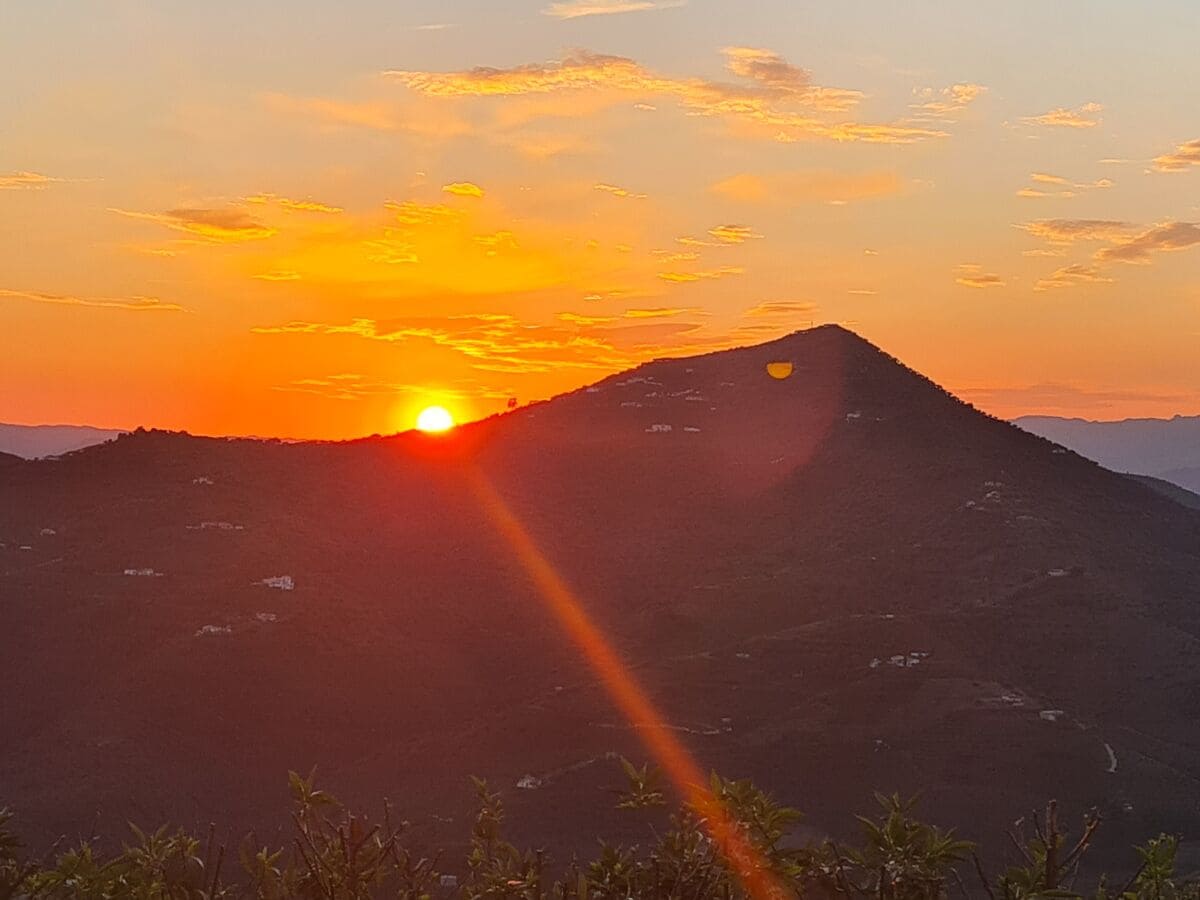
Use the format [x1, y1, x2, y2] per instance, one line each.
[2, 2, 1199, 439]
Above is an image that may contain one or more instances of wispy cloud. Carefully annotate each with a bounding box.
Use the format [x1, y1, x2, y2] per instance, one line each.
[385, 48, 950, 144]
[954, 264, 1005, 289]
[110, 206, 277, 243]
[594, 182, 646, 199]
[274, 374, 408, 401]
[253, 313, 637, 374]
[1015, 172, 1113, 199]
[909, 83, 987, 121]
[244, 193, 343, 214]
[273, 373, 510, 402]
[657, 266, 744, 283]
[1095, 221, 1200, 264]
[1152, 138, 1200, 173]
[743, 299, 818, 318]
[542, 0, 686, 18]
[558, 311, 615, 326]
[472, 230, 519, 255]
[1017, 218, 1138, 244]
[251, 306, 797, 380]
[0, 171, 63, 190]
[1033, 263, 1114, 291]
[722, 46, 811, 91]
[442, 181, 485, 198]
[707, 224, 760, 244]
[0, 287, 184, 311]
[622, 306, 702, 318]
[386, 199, 460, 224]
[1020, 102, 1103, 129]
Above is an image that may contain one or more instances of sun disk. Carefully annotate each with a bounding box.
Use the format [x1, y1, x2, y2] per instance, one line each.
[416, 405, 456, 433]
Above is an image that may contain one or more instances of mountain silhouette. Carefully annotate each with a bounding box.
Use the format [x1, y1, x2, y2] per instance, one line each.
[3, 325, 1200, 865]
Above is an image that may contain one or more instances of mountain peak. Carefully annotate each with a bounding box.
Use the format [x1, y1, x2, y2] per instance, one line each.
[3, 324, 1200, 860]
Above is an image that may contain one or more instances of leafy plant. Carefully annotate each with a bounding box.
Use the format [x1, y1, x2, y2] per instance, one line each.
[2, 766, 1194, 900]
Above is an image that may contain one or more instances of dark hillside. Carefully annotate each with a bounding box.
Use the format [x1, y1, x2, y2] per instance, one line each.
[3, 326, 1199, 866]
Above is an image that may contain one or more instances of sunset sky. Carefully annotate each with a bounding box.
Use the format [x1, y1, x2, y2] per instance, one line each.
[3, 0, 1199, 438]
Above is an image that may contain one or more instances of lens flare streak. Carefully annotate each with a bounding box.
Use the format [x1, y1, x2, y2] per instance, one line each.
[466, 467, 785, 900]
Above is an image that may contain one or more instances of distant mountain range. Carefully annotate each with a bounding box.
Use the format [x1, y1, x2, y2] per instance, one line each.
[1015, 415, 1200, 494]
[3, 327, 1200, 868]
[0, 423, 125, 459]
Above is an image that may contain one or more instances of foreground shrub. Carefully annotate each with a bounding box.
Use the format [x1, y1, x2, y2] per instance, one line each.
[0, 763, 1193, 900]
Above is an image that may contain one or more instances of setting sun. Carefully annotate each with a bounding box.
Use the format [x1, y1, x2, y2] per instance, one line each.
[416, 405, 455, 433]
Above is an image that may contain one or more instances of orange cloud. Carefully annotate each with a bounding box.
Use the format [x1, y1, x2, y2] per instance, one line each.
[1033, 263, 1114, 291]
[594, 183, 646, 199]
[1021, 102, 1103, 129]
[622, 306, 702, 318]
[386, 200, 460, 225]
[253, 314, 633, 374]
[1016, 173, 1112, 198]
[1152, 138, 1200, 173]
[110, 206, 277, 243]
[251, 307, 791, 382]
[909, 83, 987, 120]
[1017, 187, 1074, 199]
[542, 0, 686, 17]
[743, 299, 818, 317]
[244, 193, 343, 214]
[0, 171, 63, 190]
[711, 170, 903, 204]
[658, 266, 743, 283]
[707, 224, 760, 244]
[443, 181, 485, 198]
[954, 264, 1005, 289]
[1017, 218, 1137, 243]
[650, 251, 699, 265]
[0, 287, 184, 311]
[385, 49, 947, 144]
[473, 230, 519, 255]
[1095, 221, 1200, 264]
[722, 46, 811, 91]
[273, 373, 510, 402]
[557, 311, 617, 325]
[362, 236, 419, 265]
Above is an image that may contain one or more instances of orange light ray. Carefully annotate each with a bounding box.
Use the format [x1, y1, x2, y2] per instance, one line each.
[466, 467, 785, 900]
